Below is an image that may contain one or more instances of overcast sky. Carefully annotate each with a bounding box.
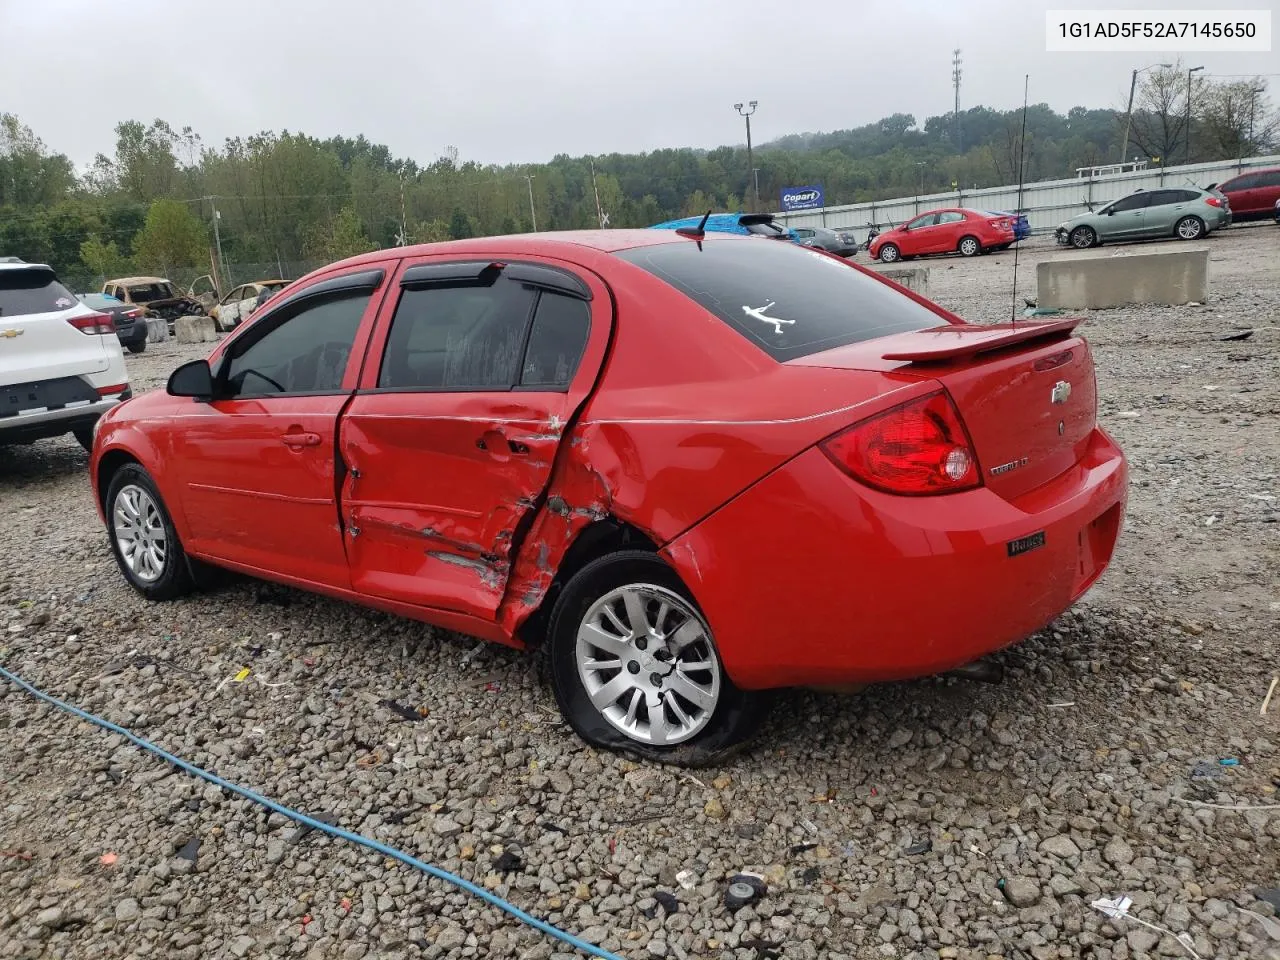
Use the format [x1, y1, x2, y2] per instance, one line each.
[2, 0, 1275, 169]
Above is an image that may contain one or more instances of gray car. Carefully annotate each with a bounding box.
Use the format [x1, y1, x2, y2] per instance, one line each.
[1055, 187, 1231, 248]
[792, 226, 858, 257]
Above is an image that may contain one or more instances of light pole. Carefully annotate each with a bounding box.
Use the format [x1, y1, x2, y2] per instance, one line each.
[1248, 86, 1266, 153]
[735, 101, 758, 212]
[524, 174, 537, 232]
[1185, 65, 1204, 165]
[1120, 63, 1172, 162]
[914, 161, 927, 213]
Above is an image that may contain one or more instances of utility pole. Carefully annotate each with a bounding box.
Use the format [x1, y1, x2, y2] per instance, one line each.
[525, 174, 537, 232]
[1120, 63, 1173, 163]
[590, 159, 606, 229]
[735, 101, 758, 211]
[914, 161, 927, 213]
[396, 173, 408, 246]
[952, 49, 962, 152]
[202, 196, 227, 293]
[1185, 65, 1204, 165]
[1248, 86, 1266, 153]
[752, 168, 760, 208]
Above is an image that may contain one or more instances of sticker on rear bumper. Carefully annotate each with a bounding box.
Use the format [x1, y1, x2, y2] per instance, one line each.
[1007, 531, 1046, 558]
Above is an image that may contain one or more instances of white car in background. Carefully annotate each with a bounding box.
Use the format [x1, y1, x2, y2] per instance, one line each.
[210, 279, 288, 332]
[1, 258, 132, 451]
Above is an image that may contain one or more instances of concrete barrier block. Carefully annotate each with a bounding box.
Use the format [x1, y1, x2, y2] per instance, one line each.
[876, 267, 929, 298]
[1037, 248, 1208, 309]
[145, 317, 170, 343]
[174, 315, 218, 344]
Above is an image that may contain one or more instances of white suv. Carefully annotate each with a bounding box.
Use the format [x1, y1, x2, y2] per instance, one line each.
[1, 258, 132, 451]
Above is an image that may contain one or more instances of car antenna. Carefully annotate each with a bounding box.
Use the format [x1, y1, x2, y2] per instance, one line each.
[677, 209, 712, 238]
[1010, 73, 1030, 324]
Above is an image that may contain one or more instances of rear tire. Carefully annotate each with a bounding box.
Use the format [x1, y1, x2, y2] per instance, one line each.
[105, 464, 194, 601]
[73, 426, 94, 452]
[958, 235, 981, 257]
[877, 243, 900, 263]
[127, 340, 146, 354]
[547, 550, 768, 766]
[1175, 216, 1204, 240]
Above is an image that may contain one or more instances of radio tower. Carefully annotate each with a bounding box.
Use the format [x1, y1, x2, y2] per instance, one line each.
[952, 49, 963, 152]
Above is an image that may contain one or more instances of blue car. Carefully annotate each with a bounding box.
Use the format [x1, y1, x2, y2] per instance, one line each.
[985, 210, 1031, 243]
[649, 212, 800, 242]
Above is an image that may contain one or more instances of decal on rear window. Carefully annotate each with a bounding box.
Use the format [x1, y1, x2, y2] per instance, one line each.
[741, 300, 795, 336]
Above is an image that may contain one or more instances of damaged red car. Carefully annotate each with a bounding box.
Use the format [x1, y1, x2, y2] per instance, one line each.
[89, 230, 1127, 761]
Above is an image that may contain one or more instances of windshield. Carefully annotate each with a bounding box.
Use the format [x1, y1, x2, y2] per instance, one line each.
[127, 282, 177, 302]
[0, 268, 77, 316]
[616, 239, 942, 361]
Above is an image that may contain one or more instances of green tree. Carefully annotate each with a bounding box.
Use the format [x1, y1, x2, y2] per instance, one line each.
[304, 207, 375, 261]
[448, 208, 474, 239]
[80, 236, 130, 284]
[133, 199, 207, 275]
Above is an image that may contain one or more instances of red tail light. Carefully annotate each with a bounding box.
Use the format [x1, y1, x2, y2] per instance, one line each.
[95, 383, 128, 397]
[67, 312, 114, 335]
[821, 391, 982, 495]
[1205, 196, 1223, 207]
[124, 308, 143, 319]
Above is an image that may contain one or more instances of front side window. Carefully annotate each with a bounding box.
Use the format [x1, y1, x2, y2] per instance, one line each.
[1109, 193, 1151, 213]
[222, 291, 370, 398]
[378, 279, 536, 390]
[616, 239, 941, 362]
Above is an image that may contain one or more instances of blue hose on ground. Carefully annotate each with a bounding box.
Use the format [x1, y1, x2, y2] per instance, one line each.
[0, 663, 625, 960]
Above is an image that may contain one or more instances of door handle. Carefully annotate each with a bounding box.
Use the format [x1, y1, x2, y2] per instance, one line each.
[281, 432, 322, 448]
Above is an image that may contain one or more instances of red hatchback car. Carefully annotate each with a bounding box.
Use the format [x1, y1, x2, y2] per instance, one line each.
[872, 208, 1018, 263]
[90, 231, 1127, 761]
[1212, 167, 1280, 222]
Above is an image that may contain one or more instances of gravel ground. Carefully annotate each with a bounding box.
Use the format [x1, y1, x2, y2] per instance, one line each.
[2, 225, 1278, 960]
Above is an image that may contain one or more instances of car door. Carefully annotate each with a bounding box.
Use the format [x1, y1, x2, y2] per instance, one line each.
[218, 286, 247, 327]
[900, 213, 938, 255]
[1099, 193, 1151, 239]
[1142, 189, 1191, 236]
[339, 256, 610, 621]
[170, 267, 390, 587]
[933, 211, 967, 252]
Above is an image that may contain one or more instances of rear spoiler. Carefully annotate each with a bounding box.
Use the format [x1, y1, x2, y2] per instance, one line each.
[882, 318, 1081, 364]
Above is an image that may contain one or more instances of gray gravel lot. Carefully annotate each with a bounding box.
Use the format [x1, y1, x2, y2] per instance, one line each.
[2, 226, 1278, 960]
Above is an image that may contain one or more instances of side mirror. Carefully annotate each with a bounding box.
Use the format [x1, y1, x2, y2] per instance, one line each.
[167, 359, 214, 401]
[1106, 208, 1116, 215]
[1206, 183, 1217, 191]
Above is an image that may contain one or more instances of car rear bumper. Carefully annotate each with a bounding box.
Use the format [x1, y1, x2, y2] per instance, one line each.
[662, 426, 1128, 690]
[0, 394, 128, 443]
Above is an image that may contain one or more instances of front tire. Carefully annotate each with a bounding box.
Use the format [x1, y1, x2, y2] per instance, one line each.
[547, 551, 767, 765]
[958, 235, 981, 257]
[1069, 226, 1097, 249]
[878, 243, 900, 263]
[1175, 216, 1204, 240]
[105, 464, 194, 601]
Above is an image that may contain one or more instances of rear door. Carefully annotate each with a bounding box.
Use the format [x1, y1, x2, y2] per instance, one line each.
[171, 267, 389, 587]
[340, 256, 610, 621]
[1142, 189, 1190, 235]
[934, 211, 966, 252]
[1, 266, 109, 387]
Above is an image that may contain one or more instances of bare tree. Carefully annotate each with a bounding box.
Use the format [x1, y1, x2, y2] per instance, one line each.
[1128, 62, 1207, 164]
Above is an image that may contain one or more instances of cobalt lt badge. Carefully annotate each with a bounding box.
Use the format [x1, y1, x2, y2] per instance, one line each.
[1051, 380, 1071, 405]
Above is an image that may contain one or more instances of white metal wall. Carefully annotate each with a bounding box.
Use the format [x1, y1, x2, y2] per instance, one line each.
[775, 155, 1280, 235]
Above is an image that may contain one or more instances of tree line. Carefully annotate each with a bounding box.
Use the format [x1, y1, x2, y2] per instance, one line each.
[1, 65, 1273, 294]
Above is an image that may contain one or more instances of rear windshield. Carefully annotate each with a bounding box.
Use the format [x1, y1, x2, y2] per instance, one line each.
[615, 239, 942, 361]
[127, 283, 176, 302]
[0, 268, 77, 316]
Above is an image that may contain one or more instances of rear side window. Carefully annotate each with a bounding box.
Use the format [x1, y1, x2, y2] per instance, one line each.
[0, 268, 76, 316]
[1260, 170, 1280, 188]
[378, 280, 536, 390]
[938, 211, 965, 224]
[520, 291, 590, 389]
[616, 240, 942, 362]
[1147, 190, 1186, 206]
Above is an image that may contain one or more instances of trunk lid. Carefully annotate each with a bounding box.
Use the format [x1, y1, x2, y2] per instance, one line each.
[792, 320, 1097, 500]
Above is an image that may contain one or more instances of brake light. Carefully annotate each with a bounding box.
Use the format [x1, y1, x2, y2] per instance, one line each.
[124, 308, 143, 319]
[821, 391, 981, 495]
[67, 312, 114, 335]
[95, 383, 128, 397]
[1205, 196, 1223, 207]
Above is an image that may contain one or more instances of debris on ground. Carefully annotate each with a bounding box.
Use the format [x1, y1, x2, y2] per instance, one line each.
[1219, 329, 1253, 341]
[378, 699, 426, 722]
[492, 850, 523, 873]
[724, 873, 767, 911]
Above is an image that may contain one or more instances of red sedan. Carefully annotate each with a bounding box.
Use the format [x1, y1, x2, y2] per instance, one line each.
[90, 231, 1126, 761]
[871, 208, 1018, 263]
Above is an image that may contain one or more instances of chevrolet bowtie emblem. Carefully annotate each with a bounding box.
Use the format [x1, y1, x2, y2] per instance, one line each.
[0, 328, 25, 338]
[1051, 380, 1071, 405]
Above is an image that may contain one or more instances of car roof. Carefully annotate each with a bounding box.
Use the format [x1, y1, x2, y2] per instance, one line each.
[0, 259, 54, 272]
[106, 276, 171, 285]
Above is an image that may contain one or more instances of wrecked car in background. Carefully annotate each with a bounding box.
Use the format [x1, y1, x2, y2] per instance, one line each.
[103, 276, 205, 333]
[210, 279, 289, 332]
[88, 229, 1128, 762]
